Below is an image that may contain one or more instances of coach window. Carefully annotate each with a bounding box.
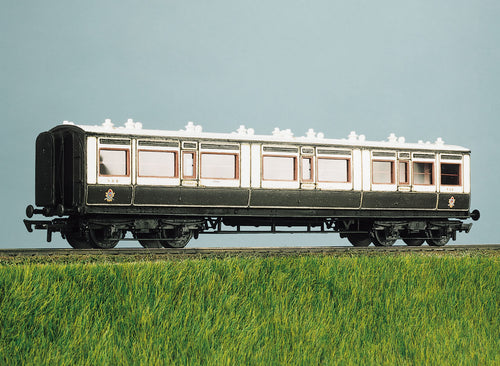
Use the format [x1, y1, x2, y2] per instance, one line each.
[138, 150, 177, 178]
[372, 161, 394, 184]
[441, 163, 461, 186]
[99, 149, 129, 176]
[201, 153, 239, 179]
[183, 152, 196, 178]
[414, 162, 433, 185]
[263, 156, 297, 181]
[317, 158, 350, 183]
[301, 157, 313, 182]
[399, 161, 409, 184]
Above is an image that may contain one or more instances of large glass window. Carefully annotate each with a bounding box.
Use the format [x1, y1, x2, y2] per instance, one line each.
[441, 163, 460, 186]
[99, 149, 128, 176]
[263, 156, 297, 181]
[414, 162, 433, 185]
[138, 150, 176, 177]
[372, 161, 394, 184]
[317, 158, 350, 182]
[201, 153, 238, 179]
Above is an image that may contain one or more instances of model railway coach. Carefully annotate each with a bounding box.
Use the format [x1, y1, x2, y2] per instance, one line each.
[24, 119, 480, 249]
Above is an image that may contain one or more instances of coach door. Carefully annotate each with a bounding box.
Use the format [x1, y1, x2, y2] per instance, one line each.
[181, 141, 198, 186]
[300, 147, 315, 189]
[87, 137, 132, 206]
[397, 152, 411, 192]
[97, 138, 132, 185]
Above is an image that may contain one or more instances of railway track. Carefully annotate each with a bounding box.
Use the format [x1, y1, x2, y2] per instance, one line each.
[1, 244, 499, 258]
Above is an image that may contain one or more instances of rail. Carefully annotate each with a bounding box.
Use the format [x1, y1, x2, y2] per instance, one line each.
[0, 244, 498, 258]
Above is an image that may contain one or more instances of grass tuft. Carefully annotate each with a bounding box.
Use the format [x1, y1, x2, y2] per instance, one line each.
[0, 254, 498, 365]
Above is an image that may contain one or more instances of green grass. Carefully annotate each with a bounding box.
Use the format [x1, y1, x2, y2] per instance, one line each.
[0, 254, 498, 365]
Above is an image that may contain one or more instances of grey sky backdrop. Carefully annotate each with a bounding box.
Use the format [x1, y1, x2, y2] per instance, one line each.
[1, 1, 498, 248]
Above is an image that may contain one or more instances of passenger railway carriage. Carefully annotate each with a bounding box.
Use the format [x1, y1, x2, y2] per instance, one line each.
[24, 119, 480, 249]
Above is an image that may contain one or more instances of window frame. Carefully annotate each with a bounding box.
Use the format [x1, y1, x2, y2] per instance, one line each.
[372, 159, 395, 185]
[137, 149, 178, 178]
[182, 151, 197, 179]
[200, 152, 240, 180]
[440, 163, 461, 186]
[301, 156, 314, 183]
[316, 157, 351, 183]
[262, 154, 298, 182]
[98, 148, 130, 177]
[398, 161, 410, 185]
[413, 161, 434, 186]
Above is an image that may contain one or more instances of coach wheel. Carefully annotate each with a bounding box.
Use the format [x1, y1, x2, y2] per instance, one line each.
[88, 228, 123, 249]
[135, 233, 163, 248]
[347, 234, 371, 247]
[403, 235, 425, 246]
[66, 232, 95, 249]
[372, 229, 397, 247]
[427, 234, 451, 247]
[159, 231, 193, 248]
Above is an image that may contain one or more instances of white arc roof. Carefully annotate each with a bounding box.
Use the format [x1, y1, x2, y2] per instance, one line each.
[62, 119, 470, 152]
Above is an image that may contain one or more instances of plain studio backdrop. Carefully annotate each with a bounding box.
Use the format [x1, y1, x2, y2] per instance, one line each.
[1, 1, 498, 248]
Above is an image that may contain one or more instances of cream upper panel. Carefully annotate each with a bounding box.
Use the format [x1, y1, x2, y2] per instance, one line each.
[82, 120, 471, 192]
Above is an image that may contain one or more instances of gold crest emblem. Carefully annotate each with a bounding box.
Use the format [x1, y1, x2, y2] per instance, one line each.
[104, 189, 115, 202]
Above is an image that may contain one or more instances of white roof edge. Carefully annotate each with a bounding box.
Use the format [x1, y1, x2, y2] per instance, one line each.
[64, 120, 470, 152]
